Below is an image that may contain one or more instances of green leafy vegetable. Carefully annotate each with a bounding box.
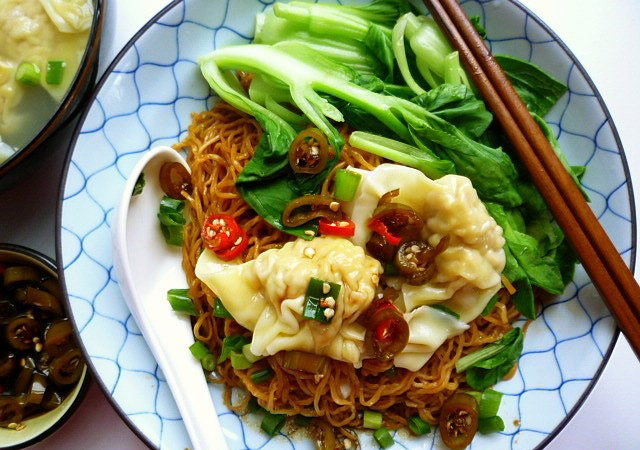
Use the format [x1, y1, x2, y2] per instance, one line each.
[132, 172, 145, 196]
[533, 113, 590, 201]
[269, 1, 404, 81]
[478, 416, 505, 434]
[487, 203, 564, 295]
[349, 131, 454, 179]
[496, 54, 567, 117]
[158, 196, 186, 246]
[393, 13, 471, 92]
[411, 83, 493, 138]
[477, 389, 503, 418]
[456, 328, 524, 390]
[166, 289, 196, 316]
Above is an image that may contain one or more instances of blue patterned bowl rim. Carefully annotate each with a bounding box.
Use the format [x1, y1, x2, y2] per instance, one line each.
[54, 0, 636, 449]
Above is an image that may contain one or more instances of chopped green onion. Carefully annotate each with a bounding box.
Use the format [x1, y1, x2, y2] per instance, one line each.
[302, 277, 341, 323]
[478, 416, 505, 434]
[250, 368, 274, 384]
[248, 397, 265, 414]
[213, 298, 232, 319]
[167, 289, 196, 316]
[132, 172, 145, 196]
[294, 414, 312, 426]
[430, 304, 460, 319]
[363, 410, 383, 430]
[481, 293, 500, 316]
[158, 196, 186, 246]
[219, 335, 250, 363]
[373, 428, 394, 449]
[230, 352, 253, 370]
[407, 415, 431, 436]
[242, 344, 264, 363]
[334, 169, 362, 202]
[46, 61, 66, 85]
[201, 353, 216, 372]
[189, 341, 209, 360]
[478, 389, 503, 419]
[15, 62, 41, 85]
[382, 367, 396, 378]
[261, 411, 286, 436]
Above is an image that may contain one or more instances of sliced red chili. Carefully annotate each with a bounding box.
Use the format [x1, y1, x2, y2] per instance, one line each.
[201, 214, 241, 252]
[215, 229, 249, 261]
[318, 218, 355, 238]
[364, 299, 409, 361]
[368, 220, 402, 246]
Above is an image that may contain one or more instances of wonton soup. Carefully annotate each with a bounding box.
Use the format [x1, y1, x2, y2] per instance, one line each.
[0, 0, 94, 162]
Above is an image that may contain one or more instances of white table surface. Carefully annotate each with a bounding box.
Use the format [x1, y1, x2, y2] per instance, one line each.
[0, 0, 637, 449]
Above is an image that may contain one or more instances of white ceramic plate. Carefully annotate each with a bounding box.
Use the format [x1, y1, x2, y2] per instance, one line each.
[56, 1, 635, 449]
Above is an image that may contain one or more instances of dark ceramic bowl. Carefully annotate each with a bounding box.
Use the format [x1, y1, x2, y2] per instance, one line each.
[0, 244, 90, 449]
[0, 0, 105, 189]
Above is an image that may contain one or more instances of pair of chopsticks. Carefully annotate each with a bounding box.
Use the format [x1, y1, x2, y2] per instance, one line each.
[423, 0, 640, 358]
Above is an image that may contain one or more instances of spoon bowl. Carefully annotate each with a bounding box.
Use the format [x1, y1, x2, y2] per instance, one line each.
[112, 146, 228, 450]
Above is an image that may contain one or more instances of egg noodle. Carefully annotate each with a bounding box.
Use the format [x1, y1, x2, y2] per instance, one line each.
[176, 98, 519, 442]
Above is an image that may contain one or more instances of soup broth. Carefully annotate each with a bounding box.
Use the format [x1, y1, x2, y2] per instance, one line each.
[0, 0, 93, 162]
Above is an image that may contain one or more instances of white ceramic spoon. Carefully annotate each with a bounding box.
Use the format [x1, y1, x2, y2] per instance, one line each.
[112, 146, 228, 450]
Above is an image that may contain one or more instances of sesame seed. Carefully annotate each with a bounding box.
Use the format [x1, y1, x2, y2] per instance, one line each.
[378, 293, 384, 299]
[234, 237, 243, 246]
[338, 221, 350, 228]
[314, 374, 324, 383]
[304, 230, 316, 237]
[322, 283, 331, 294]
[35, 343, 43, 352]
[325, 297, 336, 308]
[32, 337, 40, 343]
[15, 423, 25, 431]
[329, 202, 340, 212]
[304, 247, 316, 258]
[7, 423, 17, 429]
[323, 308, 335, 319]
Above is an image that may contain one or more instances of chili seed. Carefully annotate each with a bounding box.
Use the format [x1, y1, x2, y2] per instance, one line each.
[329, 202, 340, 212]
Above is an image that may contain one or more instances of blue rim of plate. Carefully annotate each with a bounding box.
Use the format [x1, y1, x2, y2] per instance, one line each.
[54, 1, 636, 449]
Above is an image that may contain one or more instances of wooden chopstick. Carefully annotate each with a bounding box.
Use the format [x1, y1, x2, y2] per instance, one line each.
[423, 0, 640, 357]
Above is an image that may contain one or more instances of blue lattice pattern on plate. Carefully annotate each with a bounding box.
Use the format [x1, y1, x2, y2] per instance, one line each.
[58, 1, 633, 449]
